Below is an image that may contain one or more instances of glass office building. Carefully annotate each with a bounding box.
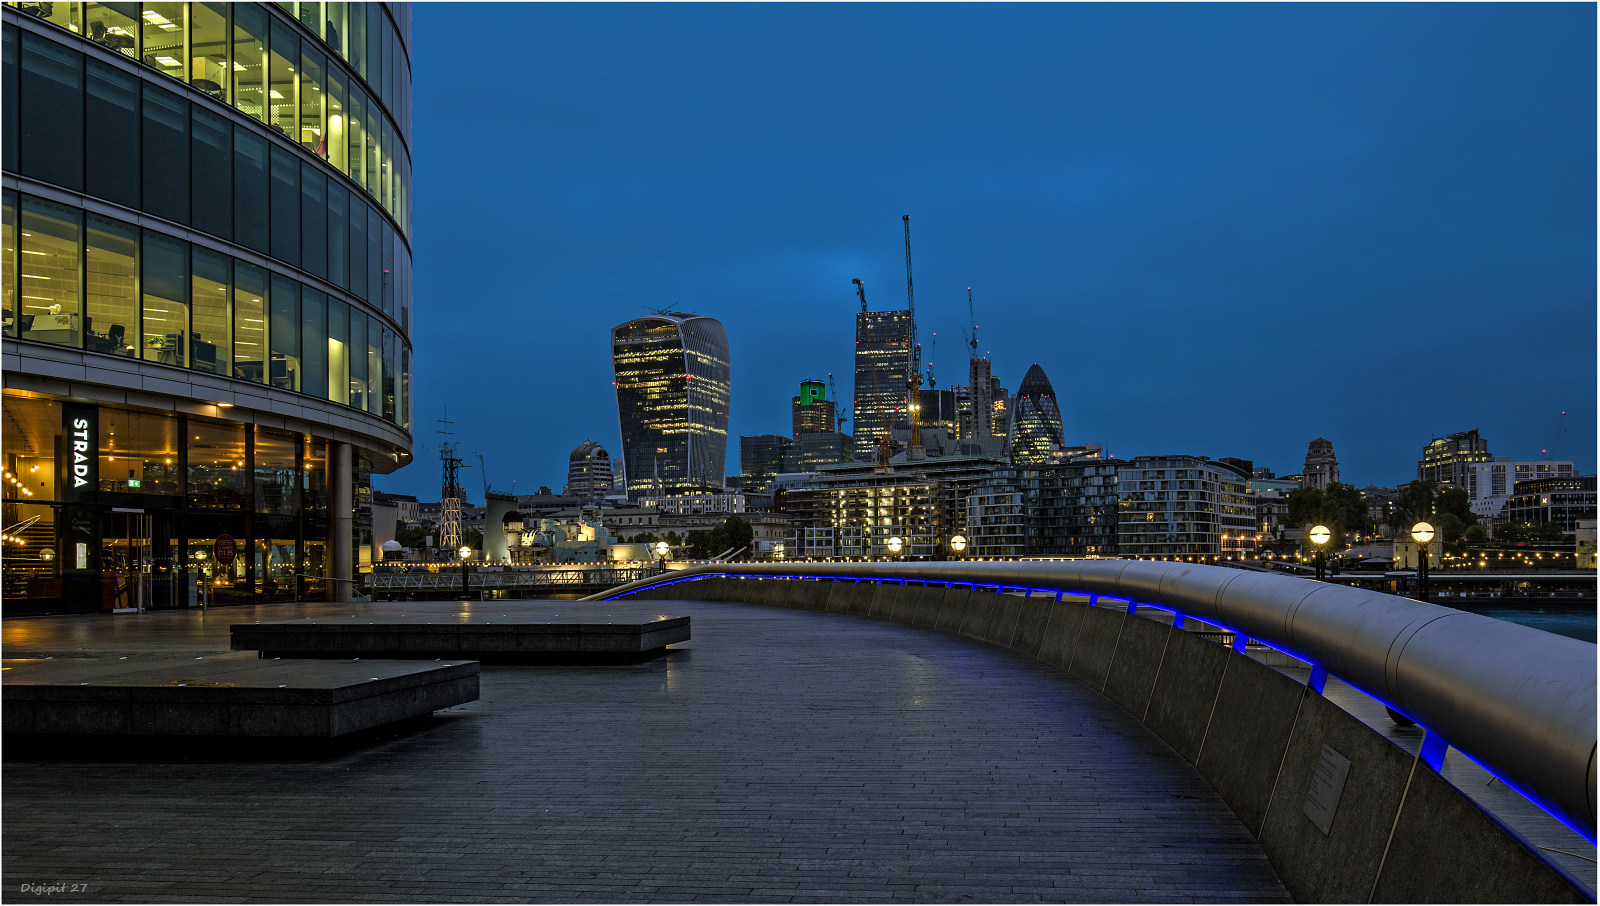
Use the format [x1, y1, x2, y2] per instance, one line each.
[612, 313, 730, 497]
[2, 1, 413, 615]
[852, 309, 913, 448]
[1008, 363, 1065, 465]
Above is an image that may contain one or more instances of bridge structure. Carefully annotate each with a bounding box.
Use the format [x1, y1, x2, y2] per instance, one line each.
[593, 559, 1597, 903]
[369, 564, 665, 597]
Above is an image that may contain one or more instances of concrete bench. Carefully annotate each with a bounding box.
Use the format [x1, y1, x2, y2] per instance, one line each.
[3, 657, 479, 738]
[230, 614, 691, 662]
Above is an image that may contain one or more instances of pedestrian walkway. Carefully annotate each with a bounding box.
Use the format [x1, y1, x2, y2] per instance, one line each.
[4, 599, 1289, 903]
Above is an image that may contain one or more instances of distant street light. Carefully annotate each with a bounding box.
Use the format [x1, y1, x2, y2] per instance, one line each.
[459, 545, 472, 600]
[886, 535, 904, 557]
[1411, 522, 1435, 601]
[950, 534, 967, 556]
[773, 542, 786, 561]
[1309, 524, 1331, 581]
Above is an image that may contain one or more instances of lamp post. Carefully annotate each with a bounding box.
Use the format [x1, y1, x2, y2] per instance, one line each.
[459, 545, 472, 600]
[1309, 524, 1331, 581]
[773, 541, 786, 562]
[949, 534, 967, 559]
[886, 535, 903, 560]
[655, 540, 670, 572]
[1411, 522, 1435, 602]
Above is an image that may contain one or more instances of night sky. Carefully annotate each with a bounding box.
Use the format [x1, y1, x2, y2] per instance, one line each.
[383, 2, 1596, 501]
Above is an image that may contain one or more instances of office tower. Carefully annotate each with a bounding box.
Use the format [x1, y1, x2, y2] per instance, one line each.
[961, 357, 993, 440]
[1417, 430, 1491, 490]
[1301, 439, 1341, 490]
[565, 440, 614, 500]
[853, 309, 914, 448]
[1008, 364, 1065, 464]
[919, 388, 959, 437]
[740, 434, 793, 489]
[2, 2, 415, 614]
[791, 379, 835, 441]
[612, 313, 731, 497]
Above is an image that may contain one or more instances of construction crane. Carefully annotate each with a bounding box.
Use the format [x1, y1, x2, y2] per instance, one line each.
[1542, 411, 1568, 459]
[926, 333, 937, 389]
[964, 287, 978, 359]
[902, 215, 916, 324]
[852, 278, 867, 312]
[902, 216, 923, 455]
[473, 451, 491, 501]
[828, 373, 848, 432]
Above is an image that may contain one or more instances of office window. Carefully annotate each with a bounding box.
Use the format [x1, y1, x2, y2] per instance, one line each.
[141, 82, 189, 225]
[346, 0, 364, 79]
[191, 105, 231, 240]
[140, 2, 186, 82]
[296, 0, 320, 38]
[140, 230, 188, 367]
[363, 91, 378, 200]
[348, 306, 366, 409]
[231, 125, 268, 253]
[233, 260, 268, 383]
[17, 195, 82, 347]
[381, 325, 394, 421]
[346, 86, 365, 190]
[326, 296, 348, 404]
[231, 3, 266, 121]
[266, 17, 296, 138]
[1, 190, 14, 338]
[85, 214, 138, 358]
[85, 59, 140, 209]
[400, 343, 409, 430]
[3, 25, 17, 175]
[268, 144, 299, 265]
[324, 2, 346, 59]
[19, 31, 83, 191]
[269, 273, 299, 391]
[367, 205, 381, 309]
[190, 246, 230, 375]
[327, 182, 347, 289]
[380, 116, 393, 213]
[325, 64, 346, 173]
[300, 161, 327, 279]
[85, 4, 139, 59]
[299, 45, 325, 156]
[255, 426, 297, 514]
[380, 221, 394, 316]
[187, 419, 247, 510]
[300, 287, 326, 399]
[366, 313, 383, 416]
[366, 3, 381, 100]
[348, 195, 366, 299]
[189, 2, 228, 100]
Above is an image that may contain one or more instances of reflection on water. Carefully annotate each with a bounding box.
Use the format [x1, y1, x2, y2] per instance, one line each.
[1472, 607, 1596, 643]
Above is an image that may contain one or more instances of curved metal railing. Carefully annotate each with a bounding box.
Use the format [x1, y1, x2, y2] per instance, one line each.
[590, 558, 1598, 842]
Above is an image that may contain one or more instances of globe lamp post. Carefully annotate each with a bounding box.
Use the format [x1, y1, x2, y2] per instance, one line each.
[459, 545, 473, 600]
[886, 536, 903, 560]
[1309, 524, 1331, 581]
[949, 534, 967, 559]
[1411, 522, 1435, 601]
[654, 540, 670, 571]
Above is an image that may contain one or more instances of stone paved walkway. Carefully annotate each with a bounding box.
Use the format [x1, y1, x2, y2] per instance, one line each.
[4, 599, 1289, 903]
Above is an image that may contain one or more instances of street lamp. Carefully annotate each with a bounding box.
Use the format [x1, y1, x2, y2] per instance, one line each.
[654, 540, 670, 572]
[886, 535, 903, 559]
[459, 545, 473, 600]
[1411, 521, 1435, 602]
[1309, 524, 1331, 581]
[949, 534, 967, 557]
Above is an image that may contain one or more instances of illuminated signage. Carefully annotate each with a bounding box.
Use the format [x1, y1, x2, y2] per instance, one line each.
[62, 404, 97, 504]
[798, 380, 826, 406]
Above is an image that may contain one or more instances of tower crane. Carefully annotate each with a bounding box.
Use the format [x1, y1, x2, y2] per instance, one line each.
[926, 333, 937, 389]
[828, 373, 848, 432]
[852, 278, 867, 312]
[902, 216, 923, 455]
[1542, 411, 1568, 459]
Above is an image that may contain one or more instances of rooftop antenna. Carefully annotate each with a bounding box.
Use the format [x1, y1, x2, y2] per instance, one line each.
[437, 408, 464, 551]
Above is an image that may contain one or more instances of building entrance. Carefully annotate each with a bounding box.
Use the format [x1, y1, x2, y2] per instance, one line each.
[101, 509, 181, 610]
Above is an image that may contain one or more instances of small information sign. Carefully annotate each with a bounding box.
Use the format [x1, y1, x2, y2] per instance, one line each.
[1303, 744, 1352, 836]
[215, 534, 237, 565]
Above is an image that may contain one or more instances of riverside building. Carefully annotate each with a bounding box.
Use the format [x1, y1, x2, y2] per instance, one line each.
[1116, 456, 1256, 557]
[3, 1, 414, 615]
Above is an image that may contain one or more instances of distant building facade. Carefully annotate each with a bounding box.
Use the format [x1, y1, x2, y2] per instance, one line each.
[782, 432, 855, 473]
[1504, 476, 1596, 534]
[1465, 459, 1576, 525]
[783, 456, 1007, 559]
[1117, 456, 1256, 557]
[852, 310, 914, 448]
[1301, 439, 1340, 490]
[612, 313, 731, 497]
[1418, 430, 1491, 490]
[791, 379, 836, 440]
[1008, 364, 1066, 465]
[739, 434, 792, 490]
[564, 440, 614, 499]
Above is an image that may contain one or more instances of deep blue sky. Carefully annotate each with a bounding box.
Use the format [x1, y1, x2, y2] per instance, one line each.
[381, 2, 1596, 501]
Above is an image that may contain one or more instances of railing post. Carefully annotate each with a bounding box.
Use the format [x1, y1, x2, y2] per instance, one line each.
[1308, 666, 1328, 694]
[1419, 729, 1449, 771]
[1232, 633, 1249, 652]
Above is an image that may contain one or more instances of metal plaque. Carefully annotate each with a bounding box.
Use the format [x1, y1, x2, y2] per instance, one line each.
[1303, 744, 1352, 836]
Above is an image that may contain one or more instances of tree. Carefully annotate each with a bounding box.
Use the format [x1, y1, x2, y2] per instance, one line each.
[1389, 481, 1438, 533]
[681, 518, 754, 560]
[1436, 487, 1478, 526]
[1497, 521, 1537, 543]
[1287, 483, 1369, 547]
[1538, 521, 1567, 542]
[1462, 524, 1488, 544]
[395, 526, 431, 548]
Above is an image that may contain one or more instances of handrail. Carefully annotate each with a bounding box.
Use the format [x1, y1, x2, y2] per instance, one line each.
[588, 559, 1598, 842]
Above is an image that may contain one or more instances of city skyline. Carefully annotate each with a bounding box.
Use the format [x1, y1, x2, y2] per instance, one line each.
[385, 2, 1595, 500]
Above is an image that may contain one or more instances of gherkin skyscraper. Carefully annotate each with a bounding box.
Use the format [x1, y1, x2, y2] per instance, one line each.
[1008, 364, 1065, 464]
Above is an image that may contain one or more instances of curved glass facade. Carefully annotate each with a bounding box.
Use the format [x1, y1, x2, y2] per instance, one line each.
[2, 1, 412, 615]
[612, 314, 730, 497]
[1008, 364, 1065, 465]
